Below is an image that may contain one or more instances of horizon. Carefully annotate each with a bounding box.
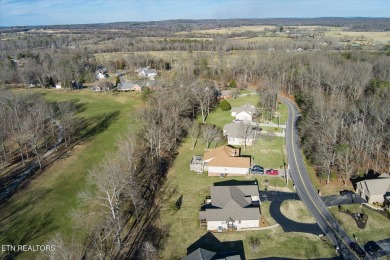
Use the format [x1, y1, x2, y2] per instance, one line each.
[2, 16, 390, 29]
[1, 0, 390, 27]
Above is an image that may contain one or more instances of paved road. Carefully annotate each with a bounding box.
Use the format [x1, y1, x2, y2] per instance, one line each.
[281, 96, 362, 260]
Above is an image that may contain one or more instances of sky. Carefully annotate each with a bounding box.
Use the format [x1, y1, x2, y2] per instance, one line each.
[0, 0, 389, 27]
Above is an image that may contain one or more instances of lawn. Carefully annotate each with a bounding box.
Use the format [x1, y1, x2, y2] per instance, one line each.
[0, 89, 142, 259]
[328, 204, 390, 244]
[280, 200, 316, 224]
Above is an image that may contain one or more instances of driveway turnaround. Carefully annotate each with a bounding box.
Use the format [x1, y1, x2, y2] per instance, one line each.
[281, 96, 361, 260]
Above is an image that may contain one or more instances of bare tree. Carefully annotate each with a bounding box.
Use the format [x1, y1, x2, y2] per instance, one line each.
[191, 80, 216, 123]
[141, 241, 157, 260]
[85, 155, 127, 255]
[57, 101, 76, 147]
[201, 124, 221, 149]
[238, 123, 255, 151]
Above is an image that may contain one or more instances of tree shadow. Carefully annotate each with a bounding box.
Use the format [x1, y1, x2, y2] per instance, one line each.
[214, 179, 259, 187]
[0, 188, 57, 259]
[76, 111, 121, 141]
[350, 169, 381, 189]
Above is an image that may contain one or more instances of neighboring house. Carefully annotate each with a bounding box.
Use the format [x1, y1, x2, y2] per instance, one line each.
[117, 82, 143, 92]
[219, 90, 233, 100]
[183, 232, 244, 260]
[96, 68, 109, 80]
[182, 248, 241, 260]
[223, 123, 256, 146]
[202, 146, 250, 176]
[136, 67, 157, 78]
[199, 183, 260, 231]
[55, 83, 62, 89]
[231, 104, 257, 122]
[355, 175, 390, 204]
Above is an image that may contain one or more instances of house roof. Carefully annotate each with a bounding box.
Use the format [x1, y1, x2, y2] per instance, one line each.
[356, 176, 390, 197]
[231, 103, 257, 115]
[223, 123, 255, 139]
[144, 68, 157, 74]
[182, 248, 241, 260]
[118, 82, 140, 90]
[204, 185, 260, 221]
[203, 146, 250, 168]
[182, 248, 216, 260]
[220, 90, 232, 96]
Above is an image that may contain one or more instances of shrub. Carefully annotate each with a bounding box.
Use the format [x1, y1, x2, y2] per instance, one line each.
[219, 100, 231, 111]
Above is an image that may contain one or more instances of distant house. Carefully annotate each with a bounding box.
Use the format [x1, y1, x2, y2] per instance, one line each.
[223, 123, 256, 146]
[117, 82, 143, 92]
[231, 104, 257, 122]
[55, 83, 62, 89]
[199, 183, 260, 231]
[199, 145, 251, 176]
[219, 90, 233, 100]
[136, 67, 157, 78]
[355, 174, 390, 204]
[96, 68, 109, 80]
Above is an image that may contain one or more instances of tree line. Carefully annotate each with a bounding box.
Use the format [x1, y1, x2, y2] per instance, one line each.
[0, 91, 77, 171]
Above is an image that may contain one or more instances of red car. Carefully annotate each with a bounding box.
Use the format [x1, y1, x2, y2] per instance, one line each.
[266, 169, 279, 175]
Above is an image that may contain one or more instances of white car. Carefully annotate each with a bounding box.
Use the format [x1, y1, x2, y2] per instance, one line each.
[232, 119, 243, 123]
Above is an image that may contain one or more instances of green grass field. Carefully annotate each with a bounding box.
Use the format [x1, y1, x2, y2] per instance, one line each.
[0, 89, 142, 259]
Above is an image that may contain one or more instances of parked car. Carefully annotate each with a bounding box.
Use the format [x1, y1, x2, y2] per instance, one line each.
[252, 126, 262, 131]
[364, 241, 381, 255]
[232, 119, 243, 123]
[340, 190, 355, 196]
[266, 169, 279, 175]
[251, 165, 264, 174]
[350, 242, 366, 258]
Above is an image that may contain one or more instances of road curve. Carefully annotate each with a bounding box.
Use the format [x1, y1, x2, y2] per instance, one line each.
[280, 96, 361, 260]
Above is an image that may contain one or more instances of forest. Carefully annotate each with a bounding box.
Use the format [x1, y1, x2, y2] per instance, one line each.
[0, 18, 390, 258]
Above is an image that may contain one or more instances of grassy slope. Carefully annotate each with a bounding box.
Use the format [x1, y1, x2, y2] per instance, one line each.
[329, 204, 390, 244]
[0, 89, 141, 259]
[159, 94, 335, 259]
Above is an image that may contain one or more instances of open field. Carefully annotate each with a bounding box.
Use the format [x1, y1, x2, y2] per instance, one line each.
[0, 89, 141, 259]
[328, 204, 390, 244]
[177, 25, 277, 35]
[324, 30, 390, 43]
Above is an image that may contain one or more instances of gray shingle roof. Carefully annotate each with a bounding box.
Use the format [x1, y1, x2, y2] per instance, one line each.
[118, 82, 139, 90]
[204, 185, 260, 221]
[231, 103, 257, 115]
[356, 176, 390, 197]
[183, 248, 216, 260]
[223, 123, 255, 139]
